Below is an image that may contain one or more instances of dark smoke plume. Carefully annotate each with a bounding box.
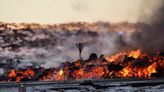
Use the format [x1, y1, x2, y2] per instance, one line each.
[132, 0, 164, 53]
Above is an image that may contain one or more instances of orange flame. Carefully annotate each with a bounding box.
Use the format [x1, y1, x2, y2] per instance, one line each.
[8, 69, 16, 78]
[105, 52, 126, 62]
[128, 49, 141, 59]
[56, 69, 64, 80]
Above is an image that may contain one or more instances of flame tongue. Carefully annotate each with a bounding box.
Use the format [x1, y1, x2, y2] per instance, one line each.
[128, 49, 142, 59]
[57, 69, 64, 80]
[8, 69, 16, 78]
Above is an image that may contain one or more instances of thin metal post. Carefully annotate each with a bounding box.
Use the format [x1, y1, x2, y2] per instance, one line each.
[76, 43, 84, 61]
[19, 84, 26, 92]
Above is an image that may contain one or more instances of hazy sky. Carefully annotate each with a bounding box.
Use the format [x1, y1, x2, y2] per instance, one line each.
[0, 0, 159, 23]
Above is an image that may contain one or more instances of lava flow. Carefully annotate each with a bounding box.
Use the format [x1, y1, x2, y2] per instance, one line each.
[2, 49, 164, 82]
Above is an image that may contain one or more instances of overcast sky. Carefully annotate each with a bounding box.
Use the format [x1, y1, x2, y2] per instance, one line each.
[0, 0, 160, 24]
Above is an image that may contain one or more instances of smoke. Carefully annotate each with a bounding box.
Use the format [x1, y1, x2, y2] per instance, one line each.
[71, 0, 88, 13]
[1, 1, 164, 68]
[131, 0, 164, 53]
[70, 0, 164, 54]
[0, 22, 136, 68]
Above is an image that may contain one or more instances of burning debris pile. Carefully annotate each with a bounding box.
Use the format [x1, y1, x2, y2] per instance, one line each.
[0, 22, 163, 82]
[0, 49, 163, 82]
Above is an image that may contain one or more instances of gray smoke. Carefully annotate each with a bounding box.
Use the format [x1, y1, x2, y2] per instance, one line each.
[0, 22, 135, 68]
[1, 1, 164, 69]
[71, 0, 88, 13]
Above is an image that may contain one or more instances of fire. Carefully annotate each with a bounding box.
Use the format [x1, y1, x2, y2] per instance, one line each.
[56, 69, 64, 80]
[128, 49, 142, 59]
[105, 52, 126, 62]
[59, 69, 63, 76]
[8, 69, 35, 82]
[8, 69, 16, 78]
[118, 62, 158, 78]
[2, 49, 164, 82]
[119, 66, 132, 77]
[147, 62, 157, 77]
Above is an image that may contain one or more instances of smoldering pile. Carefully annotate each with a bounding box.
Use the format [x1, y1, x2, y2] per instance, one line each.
[1, 49, 164, 82]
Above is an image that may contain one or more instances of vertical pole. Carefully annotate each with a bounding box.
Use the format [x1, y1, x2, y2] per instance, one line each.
[76, 43, 84, 61]
[19, 84, 26, 92]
